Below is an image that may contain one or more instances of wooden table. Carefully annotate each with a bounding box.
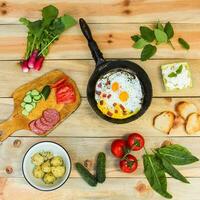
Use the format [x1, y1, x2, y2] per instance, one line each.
[0, 0, 200, 199]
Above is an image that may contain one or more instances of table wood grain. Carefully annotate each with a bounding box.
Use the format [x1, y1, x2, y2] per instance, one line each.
[0, 0, 200, 199]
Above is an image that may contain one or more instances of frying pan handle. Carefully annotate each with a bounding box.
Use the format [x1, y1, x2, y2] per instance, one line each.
[79, 18, 105, 66]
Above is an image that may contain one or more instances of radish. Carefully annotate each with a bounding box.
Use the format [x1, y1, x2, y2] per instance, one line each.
[19, 6, 77, 73]
[34, 56, 45, 71]
[28, 49, 38, 69]
[21, 60, 29, 73]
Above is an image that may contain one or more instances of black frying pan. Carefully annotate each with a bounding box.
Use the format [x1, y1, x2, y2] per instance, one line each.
[79, 18, 153, 124]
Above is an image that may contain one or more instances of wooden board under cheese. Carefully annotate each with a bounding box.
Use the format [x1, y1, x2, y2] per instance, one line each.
[0, 70, 81, 142]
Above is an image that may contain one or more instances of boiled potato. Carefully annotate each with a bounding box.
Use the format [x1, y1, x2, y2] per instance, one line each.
[33, 166, 44, 179]
[31, 153, 44, 166]
[51, 166, 66, 178]
[43, 172, 56, 184]
[41, 160, 51, 173]
[40, 151, 53, 161]
[31, 151, 66, 185]
[50, 156, 63, 167]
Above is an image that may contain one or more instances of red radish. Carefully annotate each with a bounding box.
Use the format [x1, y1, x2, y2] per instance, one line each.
[28, 49, 38, 69]
[34, 56, 45, 71]
[21, 60, 29, 73]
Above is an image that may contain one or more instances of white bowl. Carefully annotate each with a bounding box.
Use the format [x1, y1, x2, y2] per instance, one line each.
[22, 141, 71, 191]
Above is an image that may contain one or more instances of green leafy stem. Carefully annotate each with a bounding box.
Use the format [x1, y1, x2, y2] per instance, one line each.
[131, 21, 190, 61]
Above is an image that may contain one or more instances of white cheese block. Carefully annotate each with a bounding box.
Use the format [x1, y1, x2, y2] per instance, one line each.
[161, 62, 192, 91]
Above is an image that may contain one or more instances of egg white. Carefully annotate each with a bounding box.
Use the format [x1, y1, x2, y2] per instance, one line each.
[95, 70, 144, 117]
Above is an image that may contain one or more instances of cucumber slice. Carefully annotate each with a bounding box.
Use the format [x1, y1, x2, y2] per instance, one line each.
[21, 102, 26, 108]
[31, 90, 40, 96]
[24, 95, 32, 103]
[26, 91, 31, 95]
[25, 104, 33, 112]
[33, 99, 38, 103]
[33, 95, 42, 101]
[31, 102, 36, 108]
[22, 109, 29, 116]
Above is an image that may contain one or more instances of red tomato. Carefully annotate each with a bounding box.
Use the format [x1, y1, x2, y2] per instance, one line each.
[127, 133, 145, 151]
[56, 83, 76, 104]
[56, 92, 76, 103]
[119, 154, 138, 173]
[111, 139, 127, 158]
[52, 78, 67, 88]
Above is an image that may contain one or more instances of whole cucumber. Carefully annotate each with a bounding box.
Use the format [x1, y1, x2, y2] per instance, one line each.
[96, 152, 106, 183]
[76, 162, 97, 187]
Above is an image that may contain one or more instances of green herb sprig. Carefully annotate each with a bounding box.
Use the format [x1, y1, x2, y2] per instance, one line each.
[143, 143, 198, 199]
[20, 5, 77, 59]
[131, 21, 190, 61]
[168, 65, 183, 78]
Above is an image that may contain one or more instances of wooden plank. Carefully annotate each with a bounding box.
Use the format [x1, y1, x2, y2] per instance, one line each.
[0, 60, 200, 98]
[0, 137, 200, 179]
[0, 97, 200, 137]
[0, 24, 200, 60]
[0, 177, 200, 200]
[0, 0, 200, 24]
[0, 178, 200, 200]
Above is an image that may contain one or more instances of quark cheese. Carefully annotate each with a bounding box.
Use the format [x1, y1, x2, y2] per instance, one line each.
[161, 62, 192, 91]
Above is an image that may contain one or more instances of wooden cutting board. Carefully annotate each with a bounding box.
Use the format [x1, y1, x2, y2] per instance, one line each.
[0, 70, 81, 142]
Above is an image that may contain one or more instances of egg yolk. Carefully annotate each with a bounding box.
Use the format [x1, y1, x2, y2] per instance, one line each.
[119, 91, 129, 102]
[112, 82, 119, 92]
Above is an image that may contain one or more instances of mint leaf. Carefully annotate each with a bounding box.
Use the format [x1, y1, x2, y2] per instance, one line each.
[140, 26, 155, 42]
[156, 21, 164, 31]
[141, 44, 157, 61]
[133, 38, 148, 49]
[178, 38, 190, 50]
[154, 29, 168, 44]
[168, 72, 177, 78]
[131, 35, 141, 42]
[176, 65, 183, 74]
[164, 22, 174, 39]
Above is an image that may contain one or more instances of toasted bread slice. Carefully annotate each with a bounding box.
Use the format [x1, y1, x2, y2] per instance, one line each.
[153, 111, 175, 134]
[173, 115, 185, 129]
[186, 113, 200, 134]
[176, 101, 198, 119]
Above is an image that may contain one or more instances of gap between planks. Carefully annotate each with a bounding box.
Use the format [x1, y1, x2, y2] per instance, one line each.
[7, 135, 200, 139]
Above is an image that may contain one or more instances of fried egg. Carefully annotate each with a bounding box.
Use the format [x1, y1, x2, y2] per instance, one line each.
[95, 70, 144, 119]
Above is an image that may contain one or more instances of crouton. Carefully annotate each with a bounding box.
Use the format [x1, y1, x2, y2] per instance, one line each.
[153, 111, 175, 134]
[176, 101, 198, 119]
[186, 113, 200, 134]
